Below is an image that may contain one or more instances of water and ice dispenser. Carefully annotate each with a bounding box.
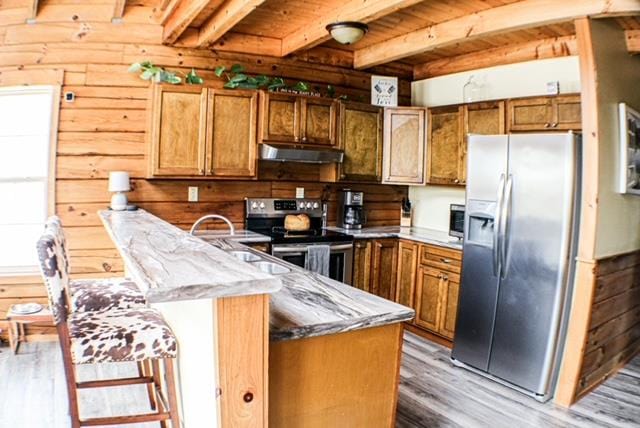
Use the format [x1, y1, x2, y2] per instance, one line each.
[465, 200, 496, 247]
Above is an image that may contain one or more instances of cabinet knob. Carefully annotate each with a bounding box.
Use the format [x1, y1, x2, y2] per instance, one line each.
[454, 179, 460, 184]
[294, 136, 299, 142]
[243, 392, 254, 403]
[544, 123, 551, 128]
[302, 137, 307, 142]
[199, 169, 204, 174]
[443, 275, 448, 281]
[551, 122, 558, 128]
[440, 258, 451, 264]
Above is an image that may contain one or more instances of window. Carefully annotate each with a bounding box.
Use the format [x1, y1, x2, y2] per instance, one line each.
[0, 86, 58, 275]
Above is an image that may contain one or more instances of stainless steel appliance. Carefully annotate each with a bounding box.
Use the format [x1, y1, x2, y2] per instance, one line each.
[337, 190, 365, 230]
[452, 133, 580, 402]
[245, 198, 354, 284]
[448, 204, 465, 239]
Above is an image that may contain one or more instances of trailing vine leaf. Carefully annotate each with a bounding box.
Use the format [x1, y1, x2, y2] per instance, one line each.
[185, 69, 204, 85]
[229, 73, 248, 84]
[128, 62, 142, 73]
[230, 64, 245, 74]
[268, 77, 286, 90]
[327, 85, 336, 98]
[292, 81, 310, 92]
[128, 61, 186, 85]
[214, 66, 226, 77]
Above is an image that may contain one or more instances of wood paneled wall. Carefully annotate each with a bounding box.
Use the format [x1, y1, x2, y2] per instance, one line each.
[575, 250, 640, 398]
[0, 0, 410, 341]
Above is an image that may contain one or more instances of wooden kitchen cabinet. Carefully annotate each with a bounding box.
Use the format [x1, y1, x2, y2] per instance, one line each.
[336, 102, 383, 182]
[395, 240, 419, 308]
[507, 94, 581, 132]
[149, 85, 208, 177]
[206, 90, 258, 178]
[352, 239, 373, 292]
[149, 86, 258, 179]
[427, 105, 464, 186]
[462, 101, 505, 184]
[259, 91, 338, 146]
[370, 239, 398, 301]
[382, 107, 427, 185]
[414, 265, 460, 340]
[439, 274, 460, 340]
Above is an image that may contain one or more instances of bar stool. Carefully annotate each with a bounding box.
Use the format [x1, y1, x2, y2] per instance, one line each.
[37, 220, 180, 427]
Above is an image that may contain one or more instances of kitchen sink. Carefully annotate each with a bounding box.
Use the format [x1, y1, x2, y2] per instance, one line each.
[251, 261, 290, 275]
[229, 250, 262, 262]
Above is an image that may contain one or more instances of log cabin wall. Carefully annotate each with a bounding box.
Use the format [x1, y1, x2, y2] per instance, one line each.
[575, 251, 640, 399]
[0, 0, 410, 341]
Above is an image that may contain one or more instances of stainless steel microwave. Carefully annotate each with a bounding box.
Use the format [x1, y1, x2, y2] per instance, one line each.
[449, 204, 465, 238]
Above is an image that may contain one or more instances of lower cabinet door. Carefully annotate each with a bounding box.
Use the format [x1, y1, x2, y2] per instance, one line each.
[415, 266, 442, 333]
[371, 239, 398, 301]
[352, 240, 372, 292]
[395, 241, 418, 308]
[438, 275, 460, 340]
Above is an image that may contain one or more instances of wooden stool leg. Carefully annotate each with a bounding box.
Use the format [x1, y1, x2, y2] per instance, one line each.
[8, 320, 17, 354]
[152, 359, 167, 428]
[164, 358, 180, 428]
[138, 361, 157, 411]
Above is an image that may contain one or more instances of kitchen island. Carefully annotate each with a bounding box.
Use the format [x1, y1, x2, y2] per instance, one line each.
[101, 210, 414, 428]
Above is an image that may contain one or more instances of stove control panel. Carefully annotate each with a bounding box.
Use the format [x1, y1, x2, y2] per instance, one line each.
[246, 198, 323, 217]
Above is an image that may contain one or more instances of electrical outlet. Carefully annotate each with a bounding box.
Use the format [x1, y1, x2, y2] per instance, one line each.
[188, 186, 199, 202]
[296, 187, 305, 198]
[546, 81, 560, 95]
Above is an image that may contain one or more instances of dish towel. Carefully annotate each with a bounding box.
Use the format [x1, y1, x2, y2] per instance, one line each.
[305, 245, 330, 277]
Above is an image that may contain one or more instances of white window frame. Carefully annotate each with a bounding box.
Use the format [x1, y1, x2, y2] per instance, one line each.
[0, 85, 60, 276]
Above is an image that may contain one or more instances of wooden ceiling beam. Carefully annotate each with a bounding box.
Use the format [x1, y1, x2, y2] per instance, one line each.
[197, 0, 266, 48]
[280, 0, 424, 57]
[163, 0, 220, 44]
[626, 29, 640, 53]
[413, 35, 578, 80]
[354, 0, 640, 69]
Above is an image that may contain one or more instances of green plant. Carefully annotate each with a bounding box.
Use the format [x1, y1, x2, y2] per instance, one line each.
[128, 62, 204, 85]
[214, 64, 287, 90]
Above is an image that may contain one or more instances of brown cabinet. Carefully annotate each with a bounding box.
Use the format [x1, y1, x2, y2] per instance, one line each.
[260, 91, 338, 146]
[462, 101, 505, 184]
[207, 90, 258, 178]
[507, 94, 581, 132]
[149, 86, 258, 179]
[427, 105, 464, 186]
[149, 85, 208, 177]
[352, 239, 373, 292]
[382, 107, 427, 185]
[337, 102, 383, 182]
[370, 239, 398, 301]
[415, 265, 443, 332]
[395, 240, 419, 309]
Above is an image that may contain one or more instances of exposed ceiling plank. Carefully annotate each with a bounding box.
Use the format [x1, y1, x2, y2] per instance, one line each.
[413, 35, 578, 80]
[280, 0, 424, 57]
[177, 29, 282, 56]
[626, 29, 640, 53]
[163, 0, 220, 44]
[354, 0, 640, 69]
[197, 0, 266, 47]
[156, 0, 180, 24]
[113, 0, 126, 21]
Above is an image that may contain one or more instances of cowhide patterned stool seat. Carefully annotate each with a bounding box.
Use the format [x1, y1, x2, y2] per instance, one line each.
[37, 221, 180, 428]
[47, 216, 146, 314]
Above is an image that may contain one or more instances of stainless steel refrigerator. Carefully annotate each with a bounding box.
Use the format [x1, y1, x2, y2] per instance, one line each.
[451, 133, 580, 402]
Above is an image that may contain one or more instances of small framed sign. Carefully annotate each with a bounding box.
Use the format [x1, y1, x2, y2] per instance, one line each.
[371, 75, 398, 107]
[618, 103, 640, 195]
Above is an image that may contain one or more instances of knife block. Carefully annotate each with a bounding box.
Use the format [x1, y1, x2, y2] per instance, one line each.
[400, 207, 412, 227]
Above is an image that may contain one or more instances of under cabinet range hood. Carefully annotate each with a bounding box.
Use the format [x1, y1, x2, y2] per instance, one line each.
[259, 144, 344, 164]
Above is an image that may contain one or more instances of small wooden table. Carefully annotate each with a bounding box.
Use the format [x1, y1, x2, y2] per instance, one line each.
[6, 306, 54, 354]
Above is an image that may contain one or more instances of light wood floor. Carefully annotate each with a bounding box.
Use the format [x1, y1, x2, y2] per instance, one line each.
[1, 332, 638, 427]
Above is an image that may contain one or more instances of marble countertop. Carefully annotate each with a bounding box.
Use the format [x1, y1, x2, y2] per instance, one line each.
[208, 239, 415, 342]
[326, 226, 464, 250]
[99, 210, 282, 304]
[194, 229, 270, 244]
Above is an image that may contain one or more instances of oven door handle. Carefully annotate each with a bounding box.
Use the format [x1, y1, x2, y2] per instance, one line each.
[272, 243, 353, 254]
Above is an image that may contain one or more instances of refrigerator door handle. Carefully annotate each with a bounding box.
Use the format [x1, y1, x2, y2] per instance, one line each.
[493, 173, 506, 277]
[500, 174, 514, 279]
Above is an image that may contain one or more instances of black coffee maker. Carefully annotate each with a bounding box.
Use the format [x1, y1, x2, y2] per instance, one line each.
[337, 190, 365, 230]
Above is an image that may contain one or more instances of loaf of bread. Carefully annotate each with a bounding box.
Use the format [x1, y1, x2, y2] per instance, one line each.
[284, 214, 310, 231]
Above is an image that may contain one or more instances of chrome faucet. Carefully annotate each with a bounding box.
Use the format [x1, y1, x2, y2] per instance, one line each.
[189, 214, 235, 236]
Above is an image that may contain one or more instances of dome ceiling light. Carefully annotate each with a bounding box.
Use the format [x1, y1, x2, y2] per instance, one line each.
[325, 22, 369, 45]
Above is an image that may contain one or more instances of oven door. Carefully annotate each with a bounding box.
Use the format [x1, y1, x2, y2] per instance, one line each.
[272, 243, 353, 285]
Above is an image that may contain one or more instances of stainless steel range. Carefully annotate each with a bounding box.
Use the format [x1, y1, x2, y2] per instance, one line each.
[245, 198, 354, 284]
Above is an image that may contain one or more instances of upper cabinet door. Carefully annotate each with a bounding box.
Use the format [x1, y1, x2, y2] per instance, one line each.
[507, 97, 554, 131]
[300, 97, 337, 146]
[427, 106, 464, 185]
[260, 92, 299, 143]
[149, 85, 207, 177]
[338, 102, 383, 182]
[553, 95, 581, 130]
[382, 107, 427, 185]
[462, 101, 505, 184]
[207, 90, 258, 178]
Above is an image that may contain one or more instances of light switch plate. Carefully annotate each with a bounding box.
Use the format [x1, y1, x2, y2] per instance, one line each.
[188, 186, 198, 202]
[546, 81, 560, 95]
[296, 187, 304, 198]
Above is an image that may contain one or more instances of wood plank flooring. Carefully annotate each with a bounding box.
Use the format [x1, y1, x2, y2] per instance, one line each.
[0, 332, 638, 427]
